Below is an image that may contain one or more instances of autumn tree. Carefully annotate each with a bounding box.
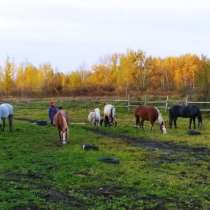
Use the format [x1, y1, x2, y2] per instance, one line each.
[0, 58, 16, 95]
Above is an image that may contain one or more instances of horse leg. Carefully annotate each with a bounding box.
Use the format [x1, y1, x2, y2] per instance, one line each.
[150, 122, 154, 131]
[100, 118, 103, 126]
[62, 130, 67, 145]
[110, 116, 114, 126]
[174, 118, 177, 128]
[189, 118, 192, 129]
[65, 127, 69, 144]
[65, 131, 68, 144]
[193, 117, 196, 129]
[109, 116, 113, 126]
[169, 118, 173, 128]
[140, 119, 145, 131]
[197, 117, 202, 129]
[2, 118, 6, 131]
[114, 119, 117, 127]
[136, 116, 140, 127]
[8, 115, 13, 132]
[0, 118, 2, 131]
[58, 130, 62, 144]
[104, 116, 108, 127]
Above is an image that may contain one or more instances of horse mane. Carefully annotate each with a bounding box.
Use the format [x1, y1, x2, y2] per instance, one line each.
[154, 107, 164, 123]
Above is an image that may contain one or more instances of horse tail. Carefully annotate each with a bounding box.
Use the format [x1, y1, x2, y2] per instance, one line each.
[135, 114, 140, 126]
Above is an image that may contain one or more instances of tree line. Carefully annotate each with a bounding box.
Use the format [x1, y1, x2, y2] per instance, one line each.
[0, 50, 210, 99]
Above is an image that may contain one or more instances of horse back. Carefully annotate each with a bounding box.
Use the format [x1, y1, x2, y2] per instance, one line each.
[170, 105, 201, 118]
[135, 106, 158, 122]
[54, 111, 68, 131]
[0, 103, 13, 118]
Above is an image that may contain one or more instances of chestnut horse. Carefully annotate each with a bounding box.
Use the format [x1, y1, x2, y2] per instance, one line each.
[53, 109, 69, 145]
[135, 106, 167, 134]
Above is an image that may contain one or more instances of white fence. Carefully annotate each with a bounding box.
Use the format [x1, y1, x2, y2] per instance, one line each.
[112, 96, 210, 112]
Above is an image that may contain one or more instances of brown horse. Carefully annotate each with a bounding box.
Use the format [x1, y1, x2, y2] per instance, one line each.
[53, 109, 70, 145]
[135, 106, 167, 134]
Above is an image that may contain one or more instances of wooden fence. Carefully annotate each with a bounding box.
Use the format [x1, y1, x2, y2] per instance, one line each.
[111, 96, 210, 112]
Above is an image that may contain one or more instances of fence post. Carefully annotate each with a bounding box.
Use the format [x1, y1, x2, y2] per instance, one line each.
[127, 94, 130, 112]
[185, 95, 188, 105]
[165, 96, 169, 112]
[144, 95, 147, 105]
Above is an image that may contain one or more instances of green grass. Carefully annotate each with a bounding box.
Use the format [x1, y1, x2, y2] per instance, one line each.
[0, 99, 210, 209]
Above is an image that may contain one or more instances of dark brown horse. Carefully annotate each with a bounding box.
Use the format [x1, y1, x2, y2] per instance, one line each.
[169, 105, 202, 129]
[53, 109, 70, 145]
[135, 106, 167, 134]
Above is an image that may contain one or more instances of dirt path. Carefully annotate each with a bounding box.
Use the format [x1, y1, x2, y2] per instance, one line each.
[15, 117, 210, 158]
[83, 127, 210, 158]
[2, 171, 86, 209]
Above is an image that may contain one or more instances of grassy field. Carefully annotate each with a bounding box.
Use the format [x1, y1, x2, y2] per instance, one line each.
[0, 98, 210, 210]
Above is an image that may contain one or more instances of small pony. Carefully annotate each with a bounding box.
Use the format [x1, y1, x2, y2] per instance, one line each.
[53, 108, 69, 145]
[103, 104, 117, 127]
[0, 103, 14, 131]
[135, 106, 167, 134]
[88, 108, 101, 126]
[169, 105, 202, 129]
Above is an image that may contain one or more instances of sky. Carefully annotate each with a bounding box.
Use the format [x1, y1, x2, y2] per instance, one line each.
[0, 0, 210, 72]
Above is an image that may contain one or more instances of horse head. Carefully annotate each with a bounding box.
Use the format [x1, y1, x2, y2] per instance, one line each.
[160, 121, 167, 134]
[60, 128, 68, 145]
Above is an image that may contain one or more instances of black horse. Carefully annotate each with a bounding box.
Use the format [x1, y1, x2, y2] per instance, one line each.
[169, 105, 202, 129]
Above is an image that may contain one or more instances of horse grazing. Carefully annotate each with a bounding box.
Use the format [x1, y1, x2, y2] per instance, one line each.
[169, 105, 202, 129]
[135, 106, 167, 134]
[88, 108, 101, 126]
[53, 109, 69, 145]
[0, 103, 14, 131]
[103, 104, 117, 127]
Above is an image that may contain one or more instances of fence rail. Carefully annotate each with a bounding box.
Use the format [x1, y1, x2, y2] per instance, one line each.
[111, 95, 210, 112]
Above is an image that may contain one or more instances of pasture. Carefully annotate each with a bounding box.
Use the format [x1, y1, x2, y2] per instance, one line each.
[0, 98, 210, 210]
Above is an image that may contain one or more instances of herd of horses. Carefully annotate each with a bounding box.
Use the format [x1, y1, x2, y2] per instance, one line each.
[88, 104, 117, 127]
[0, 102, 203, 145]
[88, 103, 202, 132]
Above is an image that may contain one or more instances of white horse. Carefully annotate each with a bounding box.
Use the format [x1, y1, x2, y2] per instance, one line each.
[103, 104, 117, 127]
[0, 103, 14, 131]
[88, 108, 101, 126]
